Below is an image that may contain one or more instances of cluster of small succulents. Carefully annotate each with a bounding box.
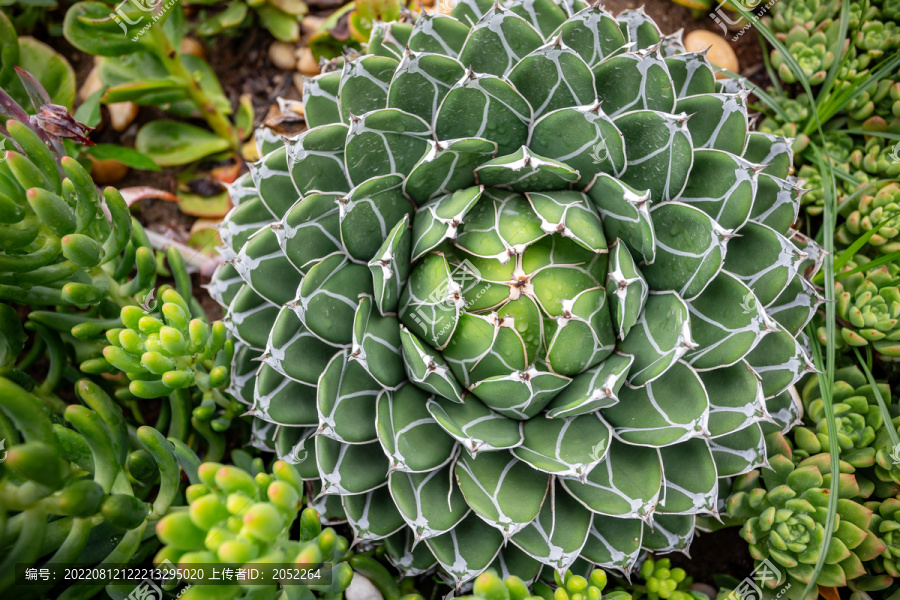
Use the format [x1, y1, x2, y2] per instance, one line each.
[794, 367, 887, 469]
[0, 377, 182, 597]
[0, 70, 278, 598]
[80, 283, 240, 459]
[836, 183, 900, 256]
[630, 558, 695, 600]
[155, 459, 356, 600]
[817, 256, 900, 360]
[458, 568, 632, 600]
[870, 499, 900, 585]
[0, 100, 132, 309]
[728, 449, 885, 599]
[771, 28, 834, 86]
[93, 287, 231, 401]
[759, 0, 900, 219]
[723, 362, 900, 600]
[2, 76, 246, 460]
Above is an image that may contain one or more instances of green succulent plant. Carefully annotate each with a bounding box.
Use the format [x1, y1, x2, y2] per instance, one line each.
[869, 498, 900, 586]
[872, 414, 900, 496]
[845, 79, 900, 124]
[210, 0, 822, 584]
[834, 46, 877, 94]
[0, 103, 132, 310]
[772, 28, 835, 86]
[77, 283, 239, 455]
[855, 20, 900, 61]
[848, 1, 876, 31]
[877, 0, 900, 21]
[459, 569, 546, 600]
[155, 459, 354, 600]
[836, 182, 900, 256]
[537, 569, 631, 600]
[727, 452, 886, 600]
[818, 255, 900, 359]
[0, 377, 183, 597]
[766, 0, 839, 33]
[632, 557, 697, 600]
[794, 366, 890, 469]
[0, 71, 168, 395]
[190, 0, 309, 42]
[850, 139, 900, 179]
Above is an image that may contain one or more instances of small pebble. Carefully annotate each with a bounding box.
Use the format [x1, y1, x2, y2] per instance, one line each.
[79, 62, 138, 131]
[181, 37, 206, 59]
[345, 574, 383, 600]
[690, 583, 718, 600]
[293, 73, 305, 96]
[684, 30, 739, 79]
[297, 48, 320, 77]
[108, 101, 139, 132]
[241, 140, 260, 163]
[88, 156, 129, 184]
[269, 41, 298, 71]
[79, 65, 103, 102]
[302, 15, 324, 34]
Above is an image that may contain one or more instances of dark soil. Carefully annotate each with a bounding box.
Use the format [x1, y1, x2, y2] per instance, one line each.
[669, 527, 755, 589]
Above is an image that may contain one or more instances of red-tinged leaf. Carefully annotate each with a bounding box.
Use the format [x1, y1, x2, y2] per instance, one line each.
[14, 65, 52, 110]
[817, 586, 839, 600]
[861, 116, 887, 133]
[211, 159, 242, 185]
[177, 191, 231, 218]
[120, 186, 180, 206]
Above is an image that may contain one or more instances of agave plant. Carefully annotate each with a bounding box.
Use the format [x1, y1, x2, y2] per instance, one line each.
[728, 452, 886, 600]
[210, 0, 822, 583]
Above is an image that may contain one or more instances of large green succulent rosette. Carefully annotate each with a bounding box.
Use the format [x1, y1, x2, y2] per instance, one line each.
[209, 0, 823, 585]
